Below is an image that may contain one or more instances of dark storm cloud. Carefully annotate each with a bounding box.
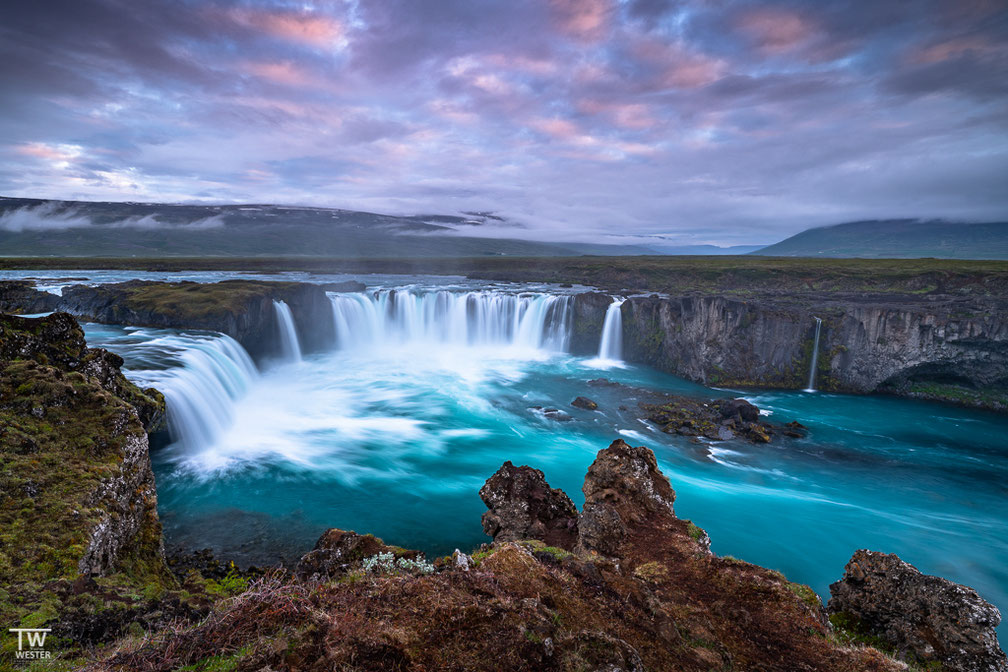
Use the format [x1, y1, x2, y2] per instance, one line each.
[0, 0, 1006, 245]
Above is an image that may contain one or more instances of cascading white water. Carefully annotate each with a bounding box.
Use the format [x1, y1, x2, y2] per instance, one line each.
[597, 298, 625, 361]
[328, 290, 572, 351]
[805, 316, 822, 392]
[138, 334, 259, 450]
[272, 300, 302, 362]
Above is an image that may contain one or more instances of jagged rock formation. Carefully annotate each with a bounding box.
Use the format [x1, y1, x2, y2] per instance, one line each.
[0, 312, 171, 631]
[57, 279, 335, 360]
[577, 439, 677, 556]
[479, 461, 579, 550]
[102, 441, 912, 672]
[829, 550, 1006, 672]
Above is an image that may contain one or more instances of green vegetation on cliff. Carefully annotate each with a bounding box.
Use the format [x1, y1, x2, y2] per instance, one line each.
[0, 313, 173, 663]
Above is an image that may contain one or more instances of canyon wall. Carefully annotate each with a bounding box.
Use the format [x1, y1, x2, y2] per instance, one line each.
[574, 292, 1008, 408]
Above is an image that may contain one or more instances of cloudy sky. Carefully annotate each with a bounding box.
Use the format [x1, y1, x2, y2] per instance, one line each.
[1, 0, 1006, 246]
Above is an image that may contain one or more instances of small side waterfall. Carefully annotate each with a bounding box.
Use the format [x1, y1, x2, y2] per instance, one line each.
[805, 316, 822, 392]
[597, 298, 625, 361]
[272, 300, 302, 362]
[328, 290, 572, 351]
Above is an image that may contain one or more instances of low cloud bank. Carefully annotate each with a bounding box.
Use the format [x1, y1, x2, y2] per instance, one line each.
[0, 204, 226, 231]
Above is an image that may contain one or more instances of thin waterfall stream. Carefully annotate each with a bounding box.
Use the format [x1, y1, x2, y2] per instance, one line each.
[805, 316, 822, 392]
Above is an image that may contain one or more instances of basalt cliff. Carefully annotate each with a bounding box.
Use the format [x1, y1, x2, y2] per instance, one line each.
[572, 291, 1008, 411]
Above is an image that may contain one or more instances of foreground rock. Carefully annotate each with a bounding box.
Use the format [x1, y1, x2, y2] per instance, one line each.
[480, 461, 579, 550]
[0, 312, 172, 633]
[102, 441, 912, 672]
[829, 549, 1006, 672]
[578, 439, 677, 556]
[57, 279, 335, 360]
[297, 528, 421, 579]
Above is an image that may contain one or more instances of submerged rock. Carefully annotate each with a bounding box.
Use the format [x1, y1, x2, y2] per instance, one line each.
[718, 398, 759, 422]
[480, 461, 579, 550]
[828, 549, 1006, 672]
[571, 396, 599, 410]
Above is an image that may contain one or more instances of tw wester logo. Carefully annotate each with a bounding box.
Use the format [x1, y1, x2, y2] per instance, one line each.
[9, 628, 53, 664]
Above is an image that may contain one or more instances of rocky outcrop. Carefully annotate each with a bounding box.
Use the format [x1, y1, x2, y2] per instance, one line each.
[571, 396, 598, 410]
[607, 293, 1008, 409]
[0, 279, 61, 314]
[108, 440, 914, 672]
[641, 395, 776, 443]
[57, 279, 335, 361]
[0, 311, 166, 434]
[578, 439, 677, 556]
[479, 461, 579, 550]
[828, 549, 1006, 672]
[0, 312, 171, 634]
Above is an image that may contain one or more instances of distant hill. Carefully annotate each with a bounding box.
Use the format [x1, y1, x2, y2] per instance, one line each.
[751, 219, 1008, 260]
[0, 197, 655, 258]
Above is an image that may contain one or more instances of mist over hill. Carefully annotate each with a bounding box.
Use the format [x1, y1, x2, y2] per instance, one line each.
[751, 219, 1008, 260]
[0, 197, 656, 258]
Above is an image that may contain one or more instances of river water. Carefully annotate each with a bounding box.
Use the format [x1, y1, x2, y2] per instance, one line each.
[8, 270, 1005, 632]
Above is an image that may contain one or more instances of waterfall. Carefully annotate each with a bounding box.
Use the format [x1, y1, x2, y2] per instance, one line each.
[272, 300, 302, 362]
[143, 334, 259, 451]
[597, 298, 625, 361]
[805, 316, 822, 392]
[328, 290, 572, 351]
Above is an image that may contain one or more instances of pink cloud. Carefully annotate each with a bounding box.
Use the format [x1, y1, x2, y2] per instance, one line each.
[484, 53, 558, 77]
[225, 8, 345, 49]
[911, 35, 1007, 64]
[530, 117, 582, 140]
[579, 100, 656, 130]
[631, 38, 727, 89]
[243, 61, 315, 87]
[15, 142, 83, 164]
[735, 8, 817, 55]
[550, 0, 613, 43]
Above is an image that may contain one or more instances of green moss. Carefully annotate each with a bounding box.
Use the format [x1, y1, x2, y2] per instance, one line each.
[205, 568, 250, 597]
[786, 582, 821, 610]
[178, 646, 251, 672]
[686, 522, 704, 542]
[517, 539, 572, 561]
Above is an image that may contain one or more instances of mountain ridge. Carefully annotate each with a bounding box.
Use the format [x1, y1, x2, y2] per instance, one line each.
[751, 219, 1008, 260]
